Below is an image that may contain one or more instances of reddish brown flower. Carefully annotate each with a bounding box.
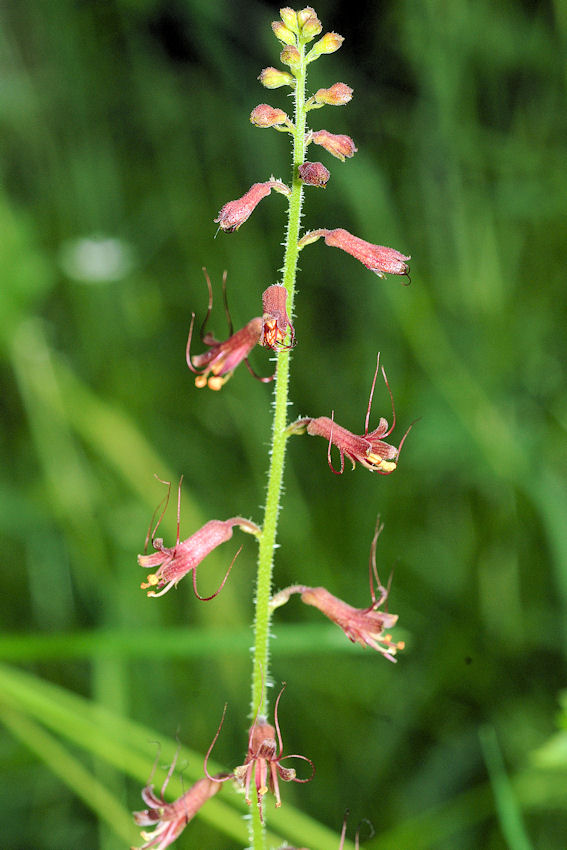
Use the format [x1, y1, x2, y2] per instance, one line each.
[138, 477, 260, 598]
[298, 161, 330, 187]
[260, 284, 295, 350]
[205, 685, 314, 823]
[271, 521, 404, 662]
[287, 354, 411, 474]
[186, 269, 274, 389]
[214, 179, 290, 233]
[301, 228, 410, 279]
[132, 744, 228, 850]
[308, 129, 357, 161]
[133, 775, 221, 850]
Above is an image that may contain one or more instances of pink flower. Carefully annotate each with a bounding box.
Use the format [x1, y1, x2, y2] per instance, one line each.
[250, 104, 290, 128]
[132, 776, 221, 850]
[260, 284, 296, 350]
[138, 478, 260, 597]
[318, 228, 410, 278]
[298, 161, 330, 187]
[205, 685, 314, 823]
[313, 82, 353, 105]
[300, 586, 402, 660]
[214, 179, 290, 232]
[288, 354, 411, 475]
[308, 129, 357, 161]
[186, 269, 273, 389]
[271, 521, 404, 662]
[132, 742, 229, 850]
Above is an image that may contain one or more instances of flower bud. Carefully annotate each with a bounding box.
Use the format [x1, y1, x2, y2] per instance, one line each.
[309, 129, 357, 161]
[279, 7, 299, 32]
[215, 179, 290, 233]
[298, 161, 330, 187]
[261, 284, 295, 349]
[280, 45, 301, 70]
[306, 31, 344, 63]
[322, 228, 410, 277]
[299, 9, 322, 40]
[250, 104, 289, 128]
[297, 7, 317, 27]
[271, 20, 296, 45]
[314, 82, 353, 106]
[258, 66, 295, 89]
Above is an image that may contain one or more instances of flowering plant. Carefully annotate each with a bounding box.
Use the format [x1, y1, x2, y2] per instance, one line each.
[133, 7, 411, 849]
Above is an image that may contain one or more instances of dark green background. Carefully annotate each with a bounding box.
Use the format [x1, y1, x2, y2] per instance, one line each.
[1, 1, 566, 848]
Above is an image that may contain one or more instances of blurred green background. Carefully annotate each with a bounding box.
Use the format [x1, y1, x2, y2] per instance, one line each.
[1, 1, 566, 848]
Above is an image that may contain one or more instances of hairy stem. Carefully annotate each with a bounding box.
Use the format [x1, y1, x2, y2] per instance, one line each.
[249, 39, 308, 850]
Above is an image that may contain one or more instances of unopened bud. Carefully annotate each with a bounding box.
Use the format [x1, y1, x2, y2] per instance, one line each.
[279, 7, 299, 32]
[297, 7, 317, 27]
[271, 20, 296, 45]
[215, 179, 290, 233]
[300, 12, 322, 40]
[250, 104, 289, 127]
[261, 284, 295, 350]
[298, 161, 330, 187]
[314, 82, 353, 106]
[306, 31, 344, 62]
[258, 66, 295, 89]
[280, 45, 301, 70]
[309, 129, 357, 161]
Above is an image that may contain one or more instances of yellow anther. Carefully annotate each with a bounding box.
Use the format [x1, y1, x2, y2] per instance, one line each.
[195, 374, 208, 388]
[207, 375, 225, 391]
[368, 454, 397, 473]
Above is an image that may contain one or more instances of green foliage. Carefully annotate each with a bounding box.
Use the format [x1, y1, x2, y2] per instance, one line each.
[1, 1, 566, 848]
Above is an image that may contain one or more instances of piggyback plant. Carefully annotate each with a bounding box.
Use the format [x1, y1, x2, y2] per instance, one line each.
[133, 7, 411, 850]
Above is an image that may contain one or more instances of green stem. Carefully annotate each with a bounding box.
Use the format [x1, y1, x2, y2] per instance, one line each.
[249, 39, 308, 850]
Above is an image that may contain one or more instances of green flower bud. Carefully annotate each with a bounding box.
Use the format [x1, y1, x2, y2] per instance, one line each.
[306, 31, 344, 63]
[271, 20, 296, 45]
[279, 7, 299, 33]
[258, 66, 295, 89]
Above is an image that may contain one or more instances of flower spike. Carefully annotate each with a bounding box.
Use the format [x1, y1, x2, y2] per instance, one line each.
[138, 477, 260, 598]
[288, 354, 412, 475]
[186, 269, 274, 389]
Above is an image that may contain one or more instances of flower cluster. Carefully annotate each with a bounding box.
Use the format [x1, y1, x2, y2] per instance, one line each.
[133, 6, 413, 848]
